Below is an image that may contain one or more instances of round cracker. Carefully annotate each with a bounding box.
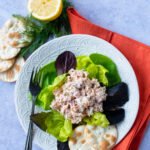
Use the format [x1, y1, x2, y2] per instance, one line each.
[69, 125, 117, 150]
[6, 30, 33, 48]
[0, 37, 21, 60]
[0, 58, 16, 73]
[0, 57, 25, 82]
[0, 20, 21, 60]
[4, 17, 33, 48]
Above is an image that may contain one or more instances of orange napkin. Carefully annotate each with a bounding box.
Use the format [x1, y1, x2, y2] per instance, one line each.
[67, 8, 150, 150]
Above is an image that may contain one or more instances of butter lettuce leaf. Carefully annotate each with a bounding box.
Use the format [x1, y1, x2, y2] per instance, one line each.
[36, 85, 54, 110]
[83, 112, 110, 127]
[35, 61, 57, 88]
[36, 74, 67, 110]
[86, 63, 99, 79]
[90, 53, 121, 86]
[31, 111, 73, 142]
[59, 119, 72, 141]
[77, 56, 92, 70]
[97, 65, 109, 86]
[53, 74, 67, 87]
[77, 56, 108, 86]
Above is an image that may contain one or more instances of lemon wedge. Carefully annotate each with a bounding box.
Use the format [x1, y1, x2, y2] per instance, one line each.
[28, 0, 63, 21]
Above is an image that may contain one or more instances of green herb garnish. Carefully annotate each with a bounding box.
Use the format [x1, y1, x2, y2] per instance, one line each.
[13, 0, 71, 58]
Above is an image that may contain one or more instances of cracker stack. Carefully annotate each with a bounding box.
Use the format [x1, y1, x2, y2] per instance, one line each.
[0, 17, 32, 82]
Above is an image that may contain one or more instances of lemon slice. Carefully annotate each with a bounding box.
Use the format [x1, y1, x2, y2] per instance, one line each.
[28, 0, 63, 21]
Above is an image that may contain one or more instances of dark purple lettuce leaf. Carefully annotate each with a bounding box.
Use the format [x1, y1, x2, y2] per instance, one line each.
[103, 82, 129, 110]
[55, 51, 77, 75]
[104, 108, 125, 124]
[57, 141, 69, 150]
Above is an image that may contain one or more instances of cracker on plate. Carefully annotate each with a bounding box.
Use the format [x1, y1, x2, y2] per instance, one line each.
[69, 125, 117, 150]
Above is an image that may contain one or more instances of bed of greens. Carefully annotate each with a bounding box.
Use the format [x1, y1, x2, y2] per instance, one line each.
[30, 51, 129, 149]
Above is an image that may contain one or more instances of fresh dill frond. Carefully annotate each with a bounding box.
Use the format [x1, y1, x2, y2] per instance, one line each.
[13, 0, 71, 58]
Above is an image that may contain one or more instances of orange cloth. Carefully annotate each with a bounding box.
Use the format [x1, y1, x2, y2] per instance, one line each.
[67, 8, 150, 150]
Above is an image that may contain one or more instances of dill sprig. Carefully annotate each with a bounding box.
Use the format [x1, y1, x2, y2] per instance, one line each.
[14, 0, 71, 59]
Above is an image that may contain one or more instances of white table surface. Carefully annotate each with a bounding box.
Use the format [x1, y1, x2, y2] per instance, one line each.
[0, 0, 150, 149]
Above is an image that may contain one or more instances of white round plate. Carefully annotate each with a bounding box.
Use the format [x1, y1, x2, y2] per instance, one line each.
[15, 34, 139, 150]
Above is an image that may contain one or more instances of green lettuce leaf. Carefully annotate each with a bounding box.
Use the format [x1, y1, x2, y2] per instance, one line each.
[46, 112, 72, 142]
[86, 63, 99, 78]
[77, 56, 92, 70]
[97, 65, 109, 86]
[35, 61, 57, 88]
[37, 85, 54, 110]
[77, 56, 108, 86]
[31, 111, 73, 142]
[59, 119, 72, 140]
[36, 74, 67, 110]
[90, 53, 121, 86]
[83, 112, 110, 128]
[53, 74, 67, 87]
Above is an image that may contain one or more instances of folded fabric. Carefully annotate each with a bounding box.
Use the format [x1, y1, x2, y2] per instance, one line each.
[67, 8, 150, 150]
